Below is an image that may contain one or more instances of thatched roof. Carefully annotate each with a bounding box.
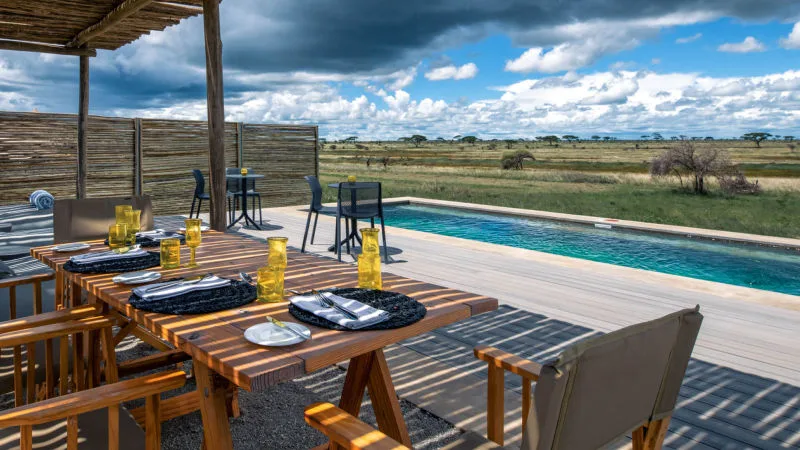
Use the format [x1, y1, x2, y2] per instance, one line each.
[0, 0, 204, 56]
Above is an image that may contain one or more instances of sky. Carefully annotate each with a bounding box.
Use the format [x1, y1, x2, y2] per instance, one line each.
[1, 0, 800, 140]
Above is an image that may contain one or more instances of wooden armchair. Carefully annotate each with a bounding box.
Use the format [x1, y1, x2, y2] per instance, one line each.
[305, 307, 703, 450]
[0, 308, 186, 449]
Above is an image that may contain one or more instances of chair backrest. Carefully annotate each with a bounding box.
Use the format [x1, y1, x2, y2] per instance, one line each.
[192, 169, 206, 197]
[522, 306, 703, 450]
[337, 182, 382, 218]
[305, 175, 323, 211]
[53, 196, 154, 244]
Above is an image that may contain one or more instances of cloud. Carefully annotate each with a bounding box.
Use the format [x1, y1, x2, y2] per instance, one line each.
[718, 36, 767, 53]
[676, 33, 703, 44]
[424, 63, 478, 81]
[780, 22, 800, 49]
[651, 58, 661, 65]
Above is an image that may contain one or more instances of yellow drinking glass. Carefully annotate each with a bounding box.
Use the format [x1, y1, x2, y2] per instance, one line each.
[184, 218, 202, 268]
[108, 223, 127, 249]
[160, 238, 181, 269]
[267, 237, 288, 269]
[257, 266, 285, 303]
[115, 205, 132, 225]
[125, 209, 141, 246]
[357, 254, 382, 290]
[360, 228, 380, 256]
[240, 167, 248, 176]
[347, 175, 357, 183]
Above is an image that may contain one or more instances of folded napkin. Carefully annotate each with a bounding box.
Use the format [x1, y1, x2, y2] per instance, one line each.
[132, 275, 233, 301]
[289, 292, 389, 330]
[70, 248, 148, 265]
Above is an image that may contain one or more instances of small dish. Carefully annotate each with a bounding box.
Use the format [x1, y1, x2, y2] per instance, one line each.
[112, 271, 162, 285]
[244, 322, 310, 346]
[52, 243, 91, 252]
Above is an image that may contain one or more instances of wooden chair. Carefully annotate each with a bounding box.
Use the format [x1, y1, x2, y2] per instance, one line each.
[52, 196, 154, 244]
[0, 307, 186, 449]
[304, 307, 703, 450]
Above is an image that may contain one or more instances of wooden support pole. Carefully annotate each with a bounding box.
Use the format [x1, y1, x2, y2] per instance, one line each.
[203, 0, 227, 232]
[77, 54, 89, 199]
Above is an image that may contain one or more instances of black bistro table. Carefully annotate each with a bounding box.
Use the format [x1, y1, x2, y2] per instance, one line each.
[227, 173, 265, 230]
[327, 182, 370, 254]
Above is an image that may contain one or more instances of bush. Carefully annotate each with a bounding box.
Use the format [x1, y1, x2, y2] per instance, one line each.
[650, 141, 733, 194]
[719, 173, 761, 195]
[501, 150, 535, 170]
[329, 144, 337, 150]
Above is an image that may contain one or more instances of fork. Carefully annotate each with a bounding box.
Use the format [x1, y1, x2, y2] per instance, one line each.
[313, 290, 359, 319]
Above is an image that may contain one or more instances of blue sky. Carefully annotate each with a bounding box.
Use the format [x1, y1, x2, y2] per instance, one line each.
[1, 1, 799, 140]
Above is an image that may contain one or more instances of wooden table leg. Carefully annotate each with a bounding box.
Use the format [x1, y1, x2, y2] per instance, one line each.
[332, 348, 411, 449]
[55, 271, 64, 310]
[194, 358, 234, 450]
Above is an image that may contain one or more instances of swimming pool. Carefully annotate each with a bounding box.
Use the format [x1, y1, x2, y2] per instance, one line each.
[378, 204, 800, 296]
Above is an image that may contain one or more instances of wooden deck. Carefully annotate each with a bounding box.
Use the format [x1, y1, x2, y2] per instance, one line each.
[234, 206, 800, 450]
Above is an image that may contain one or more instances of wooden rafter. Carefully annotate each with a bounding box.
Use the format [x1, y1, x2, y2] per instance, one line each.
[66, 0, 158, 48]
[0, 39, 96, 57]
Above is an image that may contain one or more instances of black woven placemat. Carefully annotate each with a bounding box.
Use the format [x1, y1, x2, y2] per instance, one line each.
[288, 288, 426, 331]
[63, 252, 161, 274]
[128, 280, 256, 315]
[103, 233, 185, 248]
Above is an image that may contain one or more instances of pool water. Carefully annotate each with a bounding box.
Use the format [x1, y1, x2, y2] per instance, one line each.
[379, 204, 800, 296]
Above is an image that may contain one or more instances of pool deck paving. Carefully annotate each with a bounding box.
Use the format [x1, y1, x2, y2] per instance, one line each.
[232, 202, 799, 449]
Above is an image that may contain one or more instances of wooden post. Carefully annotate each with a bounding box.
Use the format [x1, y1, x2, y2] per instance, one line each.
[77, 54, 89, 199]
[202, 0, 227, 231]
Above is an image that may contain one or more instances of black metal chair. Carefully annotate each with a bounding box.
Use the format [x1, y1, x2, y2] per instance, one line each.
[335, 182, 389, 263]
[301, 176, 337, 253]
[191, 170, 235, 221]
[226, 168, 263, 225]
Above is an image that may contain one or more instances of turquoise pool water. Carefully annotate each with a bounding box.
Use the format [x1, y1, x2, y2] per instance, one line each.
[379, 204, 800, 296]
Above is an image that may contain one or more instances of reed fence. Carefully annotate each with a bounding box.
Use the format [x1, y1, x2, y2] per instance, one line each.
[0, 111, 318, 215]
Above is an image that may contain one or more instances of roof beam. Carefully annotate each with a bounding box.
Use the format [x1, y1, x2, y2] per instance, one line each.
[66, 0, 157, 48]
[0, 40, 96, 57]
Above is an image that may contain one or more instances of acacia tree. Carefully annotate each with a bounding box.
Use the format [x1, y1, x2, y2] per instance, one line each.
[651, 132, 664, 141]
[591, 135, 601, 141]
[501, 150, 535, 170]
[650, 141, 733, 194]
[562, 135, 579, 143]
[504, 139, 516, 149]
[742, 132, 772, 147]
[410, 134, 427, 147]
[461, 135, 478, 145]
[537, 135, 560, 146]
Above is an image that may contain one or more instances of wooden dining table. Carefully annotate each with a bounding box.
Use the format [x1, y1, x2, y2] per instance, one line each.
[31, 230, 497, 449]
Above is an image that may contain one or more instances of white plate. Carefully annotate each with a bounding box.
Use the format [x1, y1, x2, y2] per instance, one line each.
[112, 271, 162, 285]
[178, 226, 210, 232]
[244, 322, 310, 346]
[52, 243, 91, 252]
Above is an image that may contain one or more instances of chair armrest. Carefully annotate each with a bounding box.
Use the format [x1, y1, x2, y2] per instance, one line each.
[474, 345, 542, 381]
[0, 315, 113, 348]
[0, 271, 55, 289]
[304, 402, 409, 450]
[0, 370, 186, 427]
[0, 304, 102, 335]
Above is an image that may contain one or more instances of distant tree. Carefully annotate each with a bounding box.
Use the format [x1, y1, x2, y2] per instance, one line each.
[504, 139, 516, 149]
[562, 135, 579, 143]
[640, 135, 650, 140]
[788, 143, 797, 153]
[501, 150, 535, 170]
[436, 137, 446, 142]
[704, 136, 714, 141]
[536, 135, 560, 146]
[670, 136, 679, 141]
[397, 137, 411, 143]
[410, 135, 427, 147]
[452, 135, 462, 143]
[651, 132, 664, 140]
[591, 135, 601, 141]
[602, 136, 611, 142]
[650, 141, 734, 194]
[461, 136, 478, 145]
[784, 136, 795, 142]
[343, 136, 358, 144]
[691, 137, 702, 141]
[679, 135, 688, 141]
[774, 135, 782, 140]
[741, 132, 772, 148]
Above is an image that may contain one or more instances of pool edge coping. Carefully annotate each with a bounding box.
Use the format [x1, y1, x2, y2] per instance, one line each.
[380, 197, 800, 251]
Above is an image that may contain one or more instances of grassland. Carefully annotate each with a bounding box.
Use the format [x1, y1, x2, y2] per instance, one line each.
[319, 139, 800, 238]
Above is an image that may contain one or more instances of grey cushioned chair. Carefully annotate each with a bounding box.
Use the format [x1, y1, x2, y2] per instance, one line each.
[304, 306, 703, 450]
[301, 175, 336, 253]
[53, 196, 154, 244]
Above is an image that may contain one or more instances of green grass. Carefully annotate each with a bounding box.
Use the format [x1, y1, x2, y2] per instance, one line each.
[320, 165, 800, 238]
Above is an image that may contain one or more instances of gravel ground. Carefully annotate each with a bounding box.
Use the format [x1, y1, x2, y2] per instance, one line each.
[116, 335, 464, 450]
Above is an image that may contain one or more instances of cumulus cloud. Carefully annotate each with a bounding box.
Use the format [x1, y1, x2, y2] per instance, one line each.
[676, 33, 703, 44]
[718, 36, 767, 53]
[424, 63, 478, 81]
[780, 22, 800, 49]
